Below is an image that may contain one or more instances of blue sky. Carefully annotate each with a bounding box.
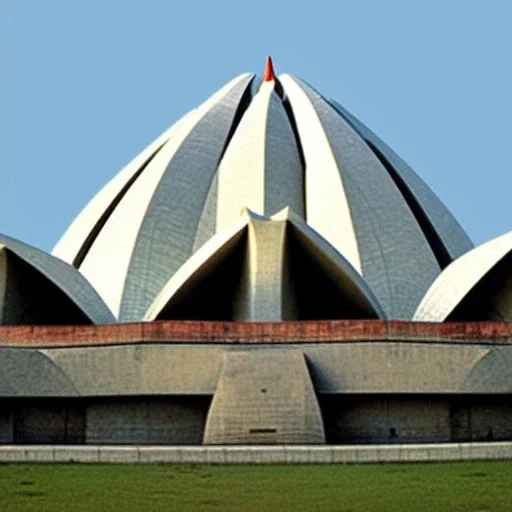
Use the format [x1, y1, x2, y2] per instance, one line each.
[1, 1, 511, 252]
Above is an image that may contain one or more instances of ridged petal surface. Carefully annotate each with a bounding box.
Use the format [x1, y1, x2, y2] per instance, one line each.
[52, 110, 196, 267]
[330, 100, 473, 264]
[281, 74, 441, 319]
[73, 74, 254, 319]
[278, 75, 361, 273]
[49, 67, 475, 322]
[216, 81, 304, 231]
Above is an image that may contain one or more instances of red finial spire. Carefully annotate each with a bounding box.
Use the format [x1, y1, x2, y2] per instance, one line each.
[263, 56, 276, 82]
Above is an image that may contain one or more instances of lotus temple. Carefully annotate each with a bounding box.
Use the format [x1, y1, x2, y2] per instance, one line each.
[1, 58, 512, 446]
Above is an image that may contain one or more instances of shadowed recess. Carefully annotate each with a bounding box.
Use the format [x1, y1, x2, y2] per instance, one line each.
[154, 232, 247, 321]
[448, 252, 512, 321]
[3, 251, 91, 325]
[287, 225, 381, 320]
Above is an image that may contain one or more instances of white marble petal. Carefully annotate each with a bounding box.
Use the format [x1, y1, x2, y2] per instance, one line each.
[330, 100, 473, 262]
[279, 74, 361, 274]
[414, 230, 512, 321]
[77, 74, 253, 317]
[0, 234, 115, 324]
[282, 74, 440, 319]
[216, 81, 304, 232]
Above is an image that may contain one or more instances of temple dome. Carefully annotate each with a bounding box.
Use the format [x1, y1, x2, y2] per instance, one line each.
[52, 61, 473, 321]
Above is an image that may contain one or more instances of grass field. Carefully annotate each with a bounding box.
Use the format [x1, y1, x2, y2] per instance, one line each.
[1, 461, 511, 511]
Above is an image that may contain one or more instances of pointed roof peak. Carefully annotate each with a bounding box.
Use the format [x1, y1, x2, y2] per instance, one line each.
[263, 56, 276, 82]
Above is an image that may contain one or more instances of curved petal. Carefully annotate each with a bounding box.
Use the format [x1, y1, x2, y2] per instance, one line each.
[145, 209, 386, 322]
[0, 233, 115, 324]
[76, 74, 254, 320]
[281, 209, 386, 320]
[280, 74, 440, 320]
[144, 215, 250, 321]
[414, 230, 512, 322]
[216, 81, 304, 232]
[329, 99, 473, 264]
[52, 110, 197, 267]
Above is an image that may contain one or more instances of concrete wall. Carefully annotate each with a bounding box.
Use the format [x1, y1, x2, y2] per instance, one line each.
[321, 395, 512, 444]
[451, 397, 512, 442]
[470, 405, 512, 441]
[12, 404, 85, 444]
[86, 397, 210, 445]
[0, 397, 209, 445]
[4, 341, 511, 398]
[204, 350, 325, 444]
[321, 396, 450, 444]
[2, 394, 512, 446]
[0, 409, 13, 443]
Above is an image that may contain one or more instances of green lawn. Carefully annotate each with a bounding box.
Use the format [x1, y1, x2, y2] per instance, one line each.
[1, 461, 510, 511]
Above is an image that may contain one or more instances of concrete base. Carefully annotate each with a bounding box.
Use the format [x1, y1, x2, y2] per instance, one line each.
[204, 350, 325, 444]
[2, 442, 512, 464]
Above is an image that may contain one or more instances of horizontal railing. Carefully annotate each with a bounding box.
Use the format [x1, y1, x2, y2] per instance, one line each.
[2, 442, 512, 464]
